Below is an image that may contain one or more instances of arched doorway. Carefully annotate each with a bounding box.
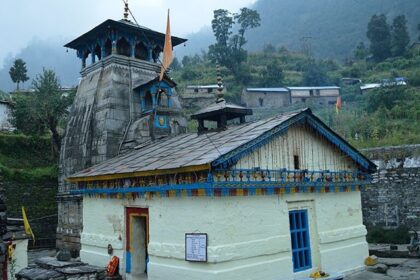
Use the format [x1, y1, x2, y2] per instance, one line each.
[117, 37, 131, 57]
[135, 43, 148, 60]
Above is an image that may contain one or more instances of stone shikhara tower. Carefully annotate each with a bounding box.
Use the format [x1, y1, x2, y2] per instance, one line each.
[58, 12, 187, 253]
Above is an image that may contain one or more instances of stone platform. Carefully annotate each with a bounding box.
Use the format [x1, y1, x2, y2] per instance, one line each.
[16, 257, 112, 280]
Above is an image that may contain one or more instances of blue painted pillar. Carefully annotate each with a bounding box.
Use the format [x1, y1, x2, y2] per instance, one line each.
[91, 47, 96, 64]
[112, 40, 117, 54]
[147, 44, 153, 62]
[111, 32, 118, 55]
[100, 40, 106, 59]
[130, 38, 136, 58]
[77, 50, 86, 69]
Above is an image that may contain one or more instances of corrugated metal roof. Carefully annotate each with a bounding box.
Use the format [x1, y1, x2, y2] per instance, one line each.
[287, 86, 340, 90]
[186, 85, 221, 89]
[245, 88, 289, 93]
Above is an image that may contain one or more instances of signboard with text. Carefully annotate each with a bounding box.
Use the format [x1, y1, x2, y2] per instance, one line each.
[185, 233, 207, 262]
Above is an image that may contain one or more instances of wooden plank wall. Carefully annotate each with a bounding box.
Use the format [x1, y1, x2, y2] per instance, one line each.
[233, 123, 357, 171]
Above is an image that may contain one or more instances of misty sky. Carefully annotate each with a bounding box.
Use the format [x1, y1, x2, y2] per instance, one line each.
[0, 0, 256, 64]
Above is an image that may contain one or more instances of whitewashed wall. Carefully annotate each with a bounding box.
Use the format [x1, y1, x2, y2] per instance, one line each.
[0, 102, 13, 131]
[80, 122, 367, 279]
[81, 191, 367, 280]
[9, 239, 28, 277]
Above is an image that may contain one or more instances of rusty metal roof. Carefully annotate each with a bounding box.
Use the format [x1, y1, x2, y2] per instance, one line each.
[68, 108, 376, 182]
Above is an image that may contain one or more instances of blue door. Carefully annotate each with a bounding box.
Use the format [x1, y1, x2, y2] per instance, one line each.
[289, 209, 312, 272]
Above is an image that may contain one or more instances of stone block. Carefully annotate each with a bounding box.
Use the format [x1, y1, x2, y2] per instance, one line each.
[16, 267, 65, 280]
[367, 263, 388, 274]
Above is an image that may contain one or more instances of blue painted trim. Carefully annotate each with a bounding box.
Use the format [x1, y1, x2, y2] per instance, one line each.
[126, 251, 131, 273]
[306, 115, 373, 170]
[290, 210, 312, 272]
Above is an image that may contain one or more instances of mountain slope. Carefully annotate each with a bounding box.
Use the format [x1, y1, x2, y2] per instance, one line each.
[246, 0, 420, 59]
[0, 38, 80, 92]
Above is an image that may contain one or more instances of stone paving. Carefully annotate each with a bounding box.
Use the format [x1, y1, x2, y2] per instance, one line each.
[346, 258, 420, 280]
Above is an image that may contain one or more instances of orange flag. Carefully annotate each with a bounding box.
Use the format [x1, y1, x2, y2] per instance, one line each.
[335, 96, 342, 113]
[160, 10, 173, 81]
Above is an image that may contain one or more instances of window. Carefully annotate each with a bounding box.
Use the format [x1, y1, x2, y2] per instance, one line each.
[289, 210, 312, 272]
[294, 155, 300, 170]
[144, 91, 153, 111]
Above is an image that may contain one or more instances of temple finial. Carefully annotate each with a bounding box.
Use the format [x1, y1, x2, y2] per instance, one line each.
[216, 64, 225, 103]
[123, 1, 129, 21]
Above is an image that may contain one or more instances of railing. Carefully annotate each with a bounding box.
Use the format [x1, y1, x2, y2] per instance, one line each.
[72, 168, 372, 197]
[213, 168, 371, 184]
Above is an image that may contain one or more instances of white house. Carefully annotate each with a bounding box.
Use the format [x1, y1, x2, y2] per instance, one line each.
[288, 87, 340, 105]
[67, 107, 376, 280]
[0, 99, 13, 131]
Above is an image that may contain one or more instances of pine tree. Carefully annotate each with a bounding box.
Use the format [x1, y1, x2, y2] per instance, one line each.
[9, 59, 29, 91]
[354, 42, 369, 60]
[367, 14, 391, 61]
[391, 15, 410, 57]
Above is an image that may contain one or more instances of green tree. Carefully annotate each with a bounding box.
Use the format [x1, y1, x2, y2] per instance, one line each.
[171, 57, 181, 71]
[9, 59, 29, 91]
[354, 42, 369, 60]
[367, 14, 391, 61]
[302, 61, 329, 86]
[260, 61, 284, 87]
[208, 8, 260, 79]
[391, 15, 410, 57]
[11, 69, 75, 154]
[418, 23, 420, 41]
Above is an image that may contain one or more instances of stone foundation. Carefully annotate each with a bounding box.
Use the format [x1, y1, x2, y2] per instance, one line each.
[16, 257, 108, 280]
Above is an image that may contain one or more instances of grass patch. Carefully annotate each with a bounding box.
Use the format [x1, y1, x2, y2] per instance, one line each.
[366, 226, 411, 244]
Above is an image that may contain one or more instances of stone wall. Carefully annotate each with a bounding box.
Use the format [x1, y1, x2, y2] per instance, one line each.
[361, 144, 420, 228]
[58, 55, 187, 254]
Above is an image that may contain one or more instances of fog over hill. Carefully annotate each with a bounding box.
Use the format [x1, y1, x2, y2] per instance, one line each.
[1, 0, 419, 91]
[246, 0, 420, 59]
[0, 38, 80, 92]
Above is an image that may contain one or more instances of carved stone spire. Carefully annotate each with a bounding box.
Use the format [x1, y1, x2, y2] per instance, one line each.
[216, 64, 225, 103]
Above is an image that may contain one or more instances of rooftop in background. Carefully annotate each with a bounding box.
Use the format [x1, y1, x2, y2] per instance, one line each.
[0, 90, 12, 104]
[191, 100, 252, 121]
[287, 86, 340, 90]
[64, 19, 187, 50]
[186, 85, 222, 90]
[245, 88, 289, 93]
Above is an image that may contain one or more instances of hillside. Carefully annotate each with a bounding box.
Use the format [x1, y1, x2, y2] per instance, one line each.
[0, 37, 80, 92]
[1, 1, 419, 92]
[179, 0, 420, 59]
[0, 134, 58, 242]
[172, 47, 420, 148]
[247, 0, 420, 59]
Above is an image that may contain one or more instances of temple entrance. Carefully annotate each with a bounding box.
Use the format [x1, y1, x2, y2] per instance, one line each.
[126, 208, 149, 279]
